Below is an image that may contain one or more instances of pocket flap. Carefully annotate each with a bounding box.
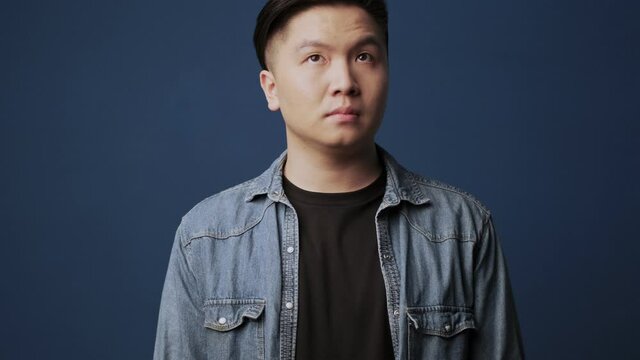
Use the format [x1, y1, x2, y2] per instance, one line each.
[407, 306, 475, 338]
[203, 298, 266, 332]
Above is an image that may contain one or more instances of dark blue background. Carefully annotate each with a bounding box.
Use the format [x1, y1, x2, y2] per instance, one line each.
[2, 0, 638, 358]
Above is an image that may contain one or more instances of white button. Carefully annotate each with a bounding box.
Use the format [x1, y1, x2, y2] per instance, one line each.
[218, 317, 227, 325]
[285, 302, 293, 309]
[287, 246, 294, 253]
[444, 324, 451, 332]
[393, 309, 399, 316]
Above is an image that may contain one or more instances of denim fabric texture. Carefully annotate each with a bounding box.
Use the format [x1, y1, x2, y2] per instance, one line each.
[153, 145, 525, 359]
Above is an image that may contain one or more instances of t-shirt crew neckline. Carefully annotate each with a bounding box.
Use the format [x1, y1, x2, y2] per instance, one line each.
[282, 170, 386, 207]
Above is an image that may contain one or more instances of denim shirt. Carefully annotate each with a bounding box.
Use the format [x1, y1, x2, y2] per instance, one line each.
[153, 146, 525, 360]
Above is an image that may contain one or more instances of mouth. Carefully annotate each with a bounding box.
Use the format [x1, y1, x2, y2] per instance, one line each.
[325, 106, 360, 122]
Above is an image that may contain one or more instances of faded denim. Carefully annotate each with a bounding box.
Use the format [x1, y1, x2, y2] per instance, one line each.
[154, 145, 525, 359]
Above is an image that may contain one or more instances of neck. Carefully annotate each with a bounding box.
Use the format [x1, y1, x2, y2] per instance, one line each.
[283, 139, 382, 193]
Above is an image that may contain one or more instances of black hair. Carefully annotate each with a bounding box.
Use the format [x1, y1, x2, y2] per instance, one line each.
[253, 0, 388, 70]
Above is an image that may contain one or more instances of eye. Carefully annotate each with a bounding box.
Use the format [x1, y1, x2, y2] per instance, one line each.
[306, 54, 324, 63]
[356, 53, 374, 63]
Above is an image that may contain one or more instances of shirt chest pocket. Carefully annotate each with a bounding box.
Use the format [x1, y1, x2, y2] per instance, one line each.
[406, 306, 476, 360]
[203, 298, 266, 360]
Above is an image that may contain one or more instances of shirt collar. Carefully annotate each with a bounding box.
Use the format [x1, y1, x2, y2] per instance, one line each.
[244, 144, 431, 207]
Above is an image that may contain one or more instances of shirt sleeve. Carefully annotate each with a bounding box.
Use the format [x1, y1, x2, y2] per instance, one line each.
[153, 222, 206, 359]
[470, 214, 526, 359]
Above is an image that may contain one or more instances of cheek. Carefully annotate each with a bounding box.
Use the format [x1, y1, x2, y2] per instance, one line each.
[369, 69, 388, 89]
[279, 74, 322, 108]
[363, 74, 388, 102]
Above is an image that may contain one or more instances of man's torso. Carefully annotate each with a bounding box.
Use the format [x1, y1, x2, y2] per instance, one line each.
[173, 146, 489, 359]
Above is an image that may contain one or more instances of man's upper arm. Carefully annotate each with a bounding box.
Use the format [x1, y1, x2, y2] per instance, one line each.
[153, 222, 206, 359]
[470, 215, 526, 359]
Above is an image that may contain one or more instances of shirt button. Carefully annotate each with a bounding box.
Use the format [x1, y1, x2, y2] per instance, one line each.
[218, 317, 227, 325]
[393, 309, 399, 316]
[285, 302, 294, 309]
[286, 246, 294, 253]
[444, 324, 451, 332]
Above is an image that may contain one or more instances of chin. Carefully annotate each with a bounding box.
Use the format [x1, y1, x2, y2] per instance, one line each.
[319, 134, 375, 151]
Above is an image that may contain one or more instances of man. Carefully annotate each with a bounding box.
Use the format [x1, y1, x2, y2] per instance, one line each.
[154, 0, 525, 359]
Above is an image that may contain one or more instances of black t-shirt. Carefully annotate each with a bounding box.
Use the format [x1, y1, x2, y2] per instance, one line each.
[283, 171, 395, 360]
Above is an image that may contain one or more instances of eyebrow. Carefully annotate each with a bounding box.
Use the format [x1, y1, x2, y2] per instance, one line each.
[295, 35, 384, 52]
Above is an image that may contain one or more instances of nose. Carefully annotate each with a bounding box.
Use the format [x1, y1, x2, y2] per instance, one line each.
[328, 59, 360, 97]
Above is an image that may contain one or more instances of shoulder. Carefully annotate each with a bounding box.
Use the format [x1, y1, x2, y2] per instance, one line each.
[380, 146, 490, 220]
[410, 171, 491, 218]
[177, 176, 273, 244]
[398, 169, 492, 242]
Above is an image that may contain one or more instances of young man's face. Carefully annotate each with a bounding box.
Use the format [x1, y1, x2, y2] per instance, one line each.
[259, 4, 389, 152]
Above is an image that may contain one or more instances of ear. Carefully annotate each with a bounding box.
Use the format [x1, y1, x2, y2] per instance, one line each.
[259, 69, 280, 112]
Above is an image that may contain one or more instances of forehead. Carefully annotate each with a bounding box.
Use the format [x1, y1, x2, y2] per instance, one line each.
[271, 4, 384, 51]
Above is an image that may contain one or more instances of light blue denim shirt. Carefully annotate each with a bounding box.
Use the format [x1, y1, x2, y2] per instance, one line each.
[154, 145, 525, 359]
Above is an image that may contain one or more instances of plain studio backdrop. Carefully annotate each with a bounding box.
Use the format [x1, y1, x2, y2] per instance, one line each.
[1, 0, 638, 359]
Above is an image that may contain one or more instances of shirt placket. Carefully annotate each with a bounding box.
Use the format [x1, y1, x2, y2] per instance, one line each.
[376, 197, 402, 360]
[278, 199, 300, 360]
